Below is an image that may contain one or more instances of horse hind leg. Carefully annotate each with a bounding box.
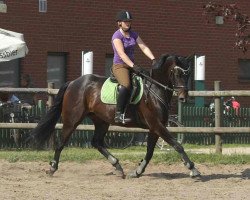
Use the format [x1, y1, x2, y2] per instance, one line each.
[90, 117, 125, 178]
[46, 125, 76, 176]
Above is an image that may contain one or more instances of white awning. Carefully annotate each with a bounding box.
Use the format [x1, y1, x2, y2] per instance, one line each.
[0, 28, 28, 62]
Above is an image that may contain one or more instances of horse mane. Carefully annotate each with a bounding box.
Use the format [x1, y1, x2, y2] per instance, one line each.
[154, 53, 195, 71]
[153, 54, 176, 69]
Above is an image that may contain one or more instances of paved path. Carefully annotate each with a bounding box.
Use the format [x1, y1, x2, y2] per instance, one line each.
[187, 147, 250, 155]
[112, 147, 250, 155]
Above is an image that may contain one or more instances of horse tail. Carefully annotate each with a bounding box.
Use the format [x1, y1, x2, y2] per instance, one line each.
[28, 82, 70, 148]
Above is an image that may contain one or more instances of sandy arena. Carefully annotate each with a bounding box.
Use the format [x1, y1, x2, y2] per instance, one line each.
[0, 159, 249, 200]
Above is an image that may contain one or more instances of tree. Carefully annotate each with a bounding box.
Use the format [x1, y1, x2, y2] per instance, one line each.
[203, 2, 250, 53]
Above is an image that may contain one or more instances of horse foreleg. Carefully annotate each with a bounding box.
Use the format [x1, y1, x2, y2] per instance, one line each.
[127, 133, 158, 178]
[162, 130, 201, 178]
[174, 142, 201, 177]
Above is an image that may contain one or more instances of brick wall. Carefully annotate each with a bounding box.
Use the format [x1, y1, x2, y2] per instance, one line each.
[1, 0, 250, 105]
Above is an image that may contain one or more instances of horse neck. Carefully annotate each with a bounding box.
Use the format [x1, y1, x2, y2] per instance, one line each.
[149, 68, 173, 106]
[151, 66, 173, 97]
[151, 68, 172, 87]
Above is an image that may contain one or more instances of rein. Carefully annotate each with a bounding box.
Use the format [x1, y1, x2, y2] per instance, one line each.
[144, 82, 170, 111]
[138, 63, 188, 111]
[139, 72, 174, 92]
[139, 70, 174, 111]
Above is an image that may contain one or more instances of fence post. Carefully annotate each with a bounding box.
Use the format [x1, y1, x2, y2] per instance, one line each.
[48, 82, 55, 149]
[214, 81, 222, 153]
[178, 101, 184, 142]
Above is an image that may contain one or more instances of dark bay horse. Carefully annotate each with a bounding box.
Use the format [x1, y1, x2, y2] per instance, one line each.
[29, 54, 201, 178]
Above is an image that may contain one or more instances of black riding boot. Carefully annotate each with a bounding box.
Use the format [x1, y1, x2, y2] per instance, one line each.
[114, 86, 132, 124]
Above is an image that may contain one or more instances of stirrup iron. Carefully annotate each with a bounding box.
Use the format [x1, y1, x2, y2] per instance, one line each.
[115, 112, 131, 124]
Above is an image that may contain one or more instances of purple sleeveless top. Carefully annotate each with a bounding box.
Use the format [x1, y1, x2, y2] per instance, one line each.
[112, 29, 138, 64]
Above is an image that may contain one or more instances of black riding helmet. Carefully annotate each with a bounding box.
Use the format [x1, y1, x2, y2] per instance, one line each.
[116, 10, 133, 22]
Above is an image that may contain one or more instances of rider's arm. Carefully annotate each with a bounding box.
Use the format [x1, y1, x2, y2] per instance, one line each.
[136, 36, 155, 61]
[113, 38, 134, 68]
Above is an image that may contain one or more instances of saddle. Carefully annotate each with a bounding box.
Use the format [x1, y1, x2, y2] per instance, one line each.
[101, 73, 143, 105]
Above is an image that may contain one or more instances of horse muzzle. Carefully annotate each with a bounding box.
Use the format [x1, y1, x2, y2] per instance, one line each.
[175, 86, 188, 103]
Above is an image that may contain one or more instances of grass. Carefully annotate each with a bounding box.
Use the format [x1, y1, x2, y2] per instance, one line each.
[0, 145, 249, 165]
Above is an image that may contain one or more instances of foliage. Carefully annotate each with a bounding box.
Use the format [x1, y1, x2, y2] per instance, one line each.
[203, 2, 250, 53]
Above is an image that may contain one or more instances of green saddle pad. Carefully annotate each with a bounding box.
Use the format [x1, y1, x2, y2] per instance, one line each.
[101, 76, 143, 105]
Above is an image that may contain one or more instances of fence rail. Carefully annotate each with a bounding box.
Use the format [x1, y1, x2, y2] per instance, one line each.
[0, 81, 250, 153]
[0, 123, 250, 133]
[0, 87, 58, 95]
[1, 88, 250, 96]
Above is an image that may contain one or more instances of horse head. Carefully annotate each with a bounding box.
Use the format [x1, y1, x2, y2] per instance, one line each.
[152, 54, 193, 102]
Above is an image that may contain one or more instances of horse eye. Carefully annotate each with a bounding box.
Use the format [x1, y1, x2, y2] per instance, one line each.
[174, 70, 180, 76]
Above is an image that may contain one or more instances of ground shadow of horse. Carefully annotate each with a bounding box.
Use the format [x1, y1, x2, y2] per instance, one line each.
[145, 168, 250, 181]
[145, 172, 189, 180]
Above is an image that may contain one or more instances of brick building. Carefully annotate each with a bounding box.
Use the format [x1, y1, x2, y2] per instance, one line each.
[0, 0, 250, 105]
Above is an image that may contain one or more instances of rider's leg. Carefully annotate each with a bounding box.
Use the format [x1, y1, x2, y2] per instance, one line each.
[115, 85, 131, 123]
[112, 64, 132, 124]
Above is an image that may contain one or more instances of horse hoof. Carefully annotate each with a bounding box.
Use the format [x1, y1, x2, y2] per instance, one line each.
[190, 167, 201, 178]
[114, 170, 125, 179]
[45, 167, 56, 176]
[46, 170, 54, 176]
[126, 170, 140, 179]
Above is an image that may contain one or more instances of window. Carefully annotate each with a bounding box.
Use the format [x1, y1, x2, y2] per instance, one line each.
[238, 59, 250, 81]
[0, 59, 20, 87]
[39, 0, 47, 13]
[47, 52, 67, 88]
[0, 0, 7, 13]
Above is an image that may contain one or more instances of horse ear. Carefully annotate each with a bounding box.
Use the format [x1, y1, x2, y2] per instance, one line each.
[186, 54, 195, 62]
[155, 54, 169, 69]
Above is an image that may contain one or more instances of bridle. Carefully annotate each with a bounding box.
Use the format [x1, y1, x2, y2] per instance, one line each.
[141, 64, 189, 111]
[141, 64, 189, 92]
[170, 65, 190, 90]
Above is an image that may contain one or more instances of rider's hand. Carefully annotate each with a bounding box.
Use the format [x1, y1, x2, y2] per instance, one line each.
[132, 65, 147, 75]
[152, 58, 158, 69]
[152, 58, 157, 66]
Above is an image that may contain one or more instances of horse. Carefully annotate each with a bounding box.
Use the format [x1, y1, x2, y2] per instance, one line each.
[29, 54, 201, 179]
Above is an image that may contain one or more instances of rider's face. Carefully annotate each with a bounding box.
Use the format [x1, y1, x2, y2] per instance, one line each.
[120, 21, 131, 31]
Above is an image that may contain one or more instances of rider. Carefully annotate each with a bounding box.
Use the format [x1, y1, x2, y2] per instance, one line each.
[112, 10, 156, 124]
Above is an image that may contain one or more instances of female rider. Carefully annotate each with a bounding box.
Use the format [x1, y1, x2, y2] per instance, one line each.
[112, 10, 156, 124]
